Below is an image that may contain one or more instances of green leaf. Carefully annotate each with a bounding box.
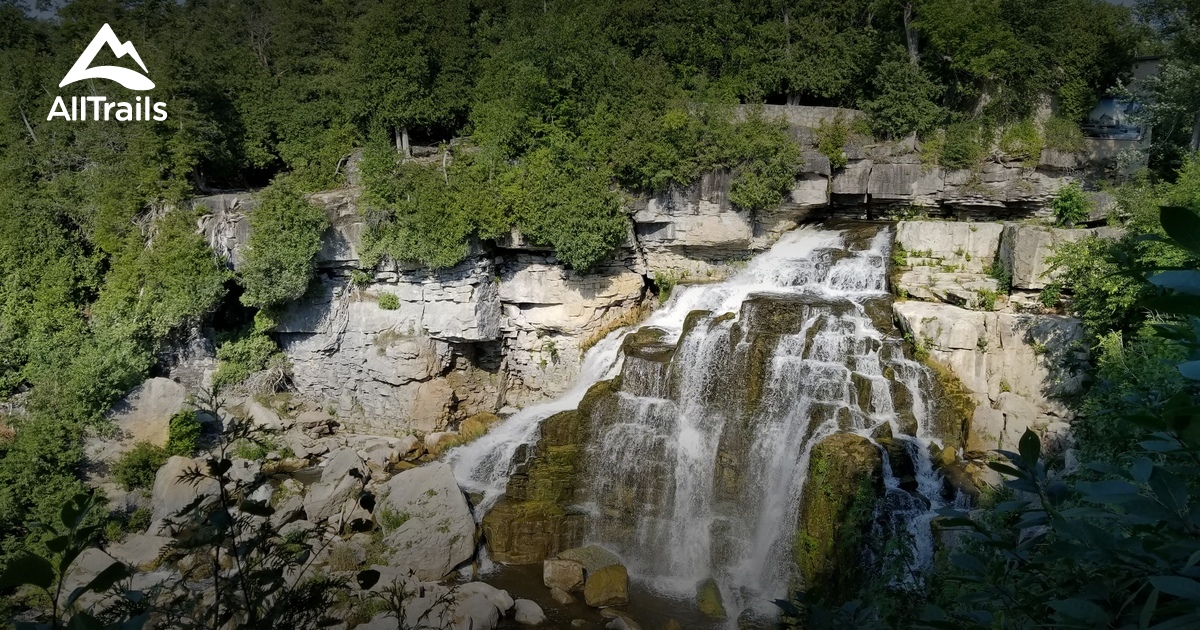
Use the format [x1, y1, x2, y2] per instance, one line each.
[1132, 457, 1153, 484]
[0, 554, 55, 590]
[1160, 206, 1200, 258]
[1149, 270, 1200, 296]
[1018, 429, 1040, 467]
[1049, 598, 1108, 623]
[1179, 361, 1200, 381]
[1149, 576, 1200, 601]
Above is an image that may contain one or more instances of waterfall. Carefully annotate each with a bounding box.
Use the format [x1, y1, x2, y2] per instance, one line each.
[448, 225, 952, 616]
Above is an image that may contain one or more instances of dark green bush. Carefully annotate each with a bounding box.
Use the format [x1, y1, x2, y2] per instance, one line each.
[377, 293, 400, 310]
[816, 116, 851, 169]
[862, 59, 944, 139]
[166, 410, 202, 457]
[941, 122, 987, 169]
[1043, 116, 1086, 153]
[213, 312, 285, 391]
[998, 118, 1043, 166]
[111, 442, 168, 491]
[239, 177, 329, 309]
[1052, 183, 1092, 226]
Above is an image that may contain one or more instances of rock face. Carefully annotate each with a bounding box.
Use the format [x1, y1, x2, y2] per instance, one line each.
[795, 432, 884, 599]
[380, 462, 477, 580]
[999, 224, 1123, 290]
[88, 377, 188, 464]
[150, 456, 219, 535]
[893, 301, 1085, 454]
[302, 448, 366, 523]
[480, 382, 615, 564]
[583, 564, 630, 608]
[893, 221, 1004, 308]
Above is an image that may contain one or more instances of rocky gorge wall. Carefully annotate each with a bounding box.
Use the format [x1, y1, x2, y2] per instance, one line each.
[189, 105, 1111, 442]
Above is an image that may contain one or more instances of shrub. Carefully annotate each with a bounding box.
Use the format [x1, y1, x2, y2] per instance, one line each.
[377, 293, 399, 310]
[727, 113, 804, 212]
[127, 506, 152, 533]
[1043, 116, 1086, 153]
[816, 115, 851, 169]
[112, 442, 168, 490]
[862, 59, 944, 139]
[999, 118, 1044, 166]
[213, 311, 285, 391]
[1052, 182, 1093, 226]
[166, 410, 202, 457]
[239, 177, 330, 309]
[941, 121, 987, 169]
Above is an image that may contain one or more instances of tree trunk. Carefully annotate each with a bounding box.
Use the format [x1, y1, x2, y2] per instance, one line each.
[903, 3, 919, 66]
[394, 126, 411, 158]
[1191, 111, 1200, 153]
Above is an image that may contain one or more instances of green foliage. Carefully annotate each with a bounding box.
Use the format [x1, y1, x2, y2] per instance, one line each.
[1051, 182, 1093, 226]
[727, 113, 804, 212]
[862, 58, 945, 139]
[0, 492, 147, 629]
[166, 411, 203, 457]
[377, 293, 400, 311]
[238, 177, 329, 309]
[212, 312, 285, 392]
[940, 122, 987, 169]
[998, 119, 1043, 166]
[92, 210, 230, 339]
[975, 289, 999, 311]
[111, 442, 168, 491]
[816, 116, 851, 169]
[1042, 116, 1086, 153]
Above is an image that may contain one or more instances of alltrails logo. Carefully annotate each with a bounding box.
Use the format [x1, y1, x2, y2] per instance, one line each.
[47, 24, 167, 122]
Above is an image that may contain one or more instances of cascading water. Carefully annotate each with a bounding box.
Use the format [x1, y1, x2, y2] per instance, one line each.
[448, 225, 955, 619]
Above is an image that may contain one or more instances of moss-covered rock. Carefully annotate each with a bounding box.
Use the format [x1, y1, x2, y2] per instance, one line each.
[696, 577, 727, 619]
[583, 564, 629, 607]
[481, 381, 619, 564]
[622, 326, 677, 363]
[795, 432, 884, 601]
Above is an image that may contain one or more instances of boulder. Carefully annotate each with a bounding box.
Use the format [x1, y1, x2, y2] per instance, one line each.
[550, 587, 576, 605]
[696, 577, 727, 619]
[514, 599, 547, 626]
[460, 412, 501, 441]
[544, 558, 586, 592]
[456, 581, 515, 616]
[302, 448, 367, 523]
[91, 378, 188, 462]
[150, 456, 218, 535]
[381, 462, 477, 580]
[999, 224, 1122, 290]
[451, 593, 501, 630]
[557, 545, 621, 573]
[583, 564, 629, 608]
[107, 533, 172, 570]
[424, 431, 463, 456]
[795, 432, 883, 600]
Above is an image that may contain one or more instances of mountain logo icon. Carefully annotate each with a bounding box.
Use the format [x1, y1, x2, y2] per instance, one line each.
[59, 23, 155, 91]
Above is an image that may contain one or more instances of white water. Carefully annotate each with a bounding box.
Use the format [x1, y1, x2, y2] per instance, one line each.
[447, 226, 952, 617]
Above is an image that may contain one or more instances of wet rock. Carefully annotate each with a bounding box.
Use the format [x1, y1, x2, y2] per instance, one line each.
[550, 587, 576, 605]
[456, 581, 515, 616]
[795, 432, 883, 600]
[557, 545, 621, 574]
[664, 620, 683, 630]
[514, 599, 547, 626]
[583, 564, 629, 607]
[544, 558, 586, 592]
[381, 462, 477, 580]
[696, 577, 727, 619]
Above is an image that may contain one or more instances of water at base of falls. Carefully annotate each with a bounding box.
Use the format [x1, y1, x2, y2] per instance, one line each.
[447, 225, 954, 618]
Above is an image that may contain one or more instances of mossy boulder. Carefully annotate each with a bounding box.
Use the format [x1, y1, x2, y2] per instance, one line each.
[622, 327, 677, 363]
[459, 411, 501, 441]
[583, 564, 629, 607]
[795, 432, 884, 600]
[696, 577, 727, 619]
[481, 381, 619, 564]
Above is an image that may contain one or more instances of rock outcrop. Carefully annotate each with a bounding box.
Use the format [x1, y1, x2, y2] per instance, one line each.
[893, 220, 1004, 308]
[892, 301, 1085, 455]
[999, 223, 1123, 290]
[795, 432, 884, 600]
[380, 462, 477, 580]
